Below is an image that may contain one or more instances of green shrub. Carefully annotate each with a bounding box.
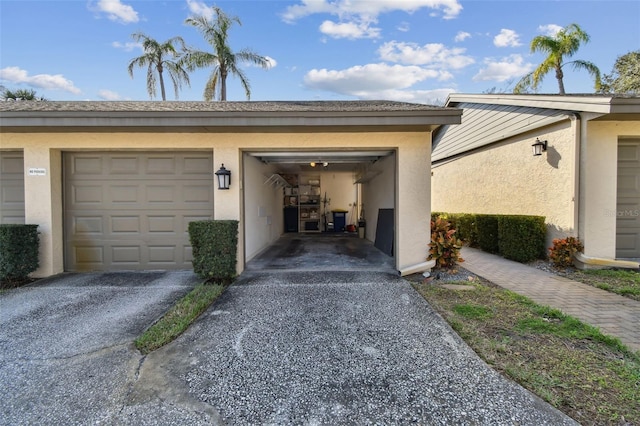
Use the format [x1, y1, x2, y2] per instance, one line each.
[453, 213, 478, 246]
[0, 224, 39, 284]
[431, 213, 478, 246]
[549, 237, 583, 267]
[498, 215, 546, 262]
[428, 216, 464, 269]
[188, 220, 238, 282]
[475, 214, 500, 254]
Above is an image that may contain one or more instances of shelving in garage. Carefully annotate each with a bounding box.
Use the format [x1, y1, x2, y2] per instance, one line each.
[298, 176, 321, 233]
[282, 174, 322, 233]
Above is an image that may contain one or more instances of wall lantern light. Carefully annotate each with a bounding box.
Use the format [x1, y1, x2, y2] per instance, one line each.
[532, 138, 548, 156]
[215, 163, 231, 190]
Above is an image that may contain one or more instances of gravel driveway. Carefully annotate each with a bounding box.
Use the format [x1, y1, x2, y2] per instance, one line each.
[0, 260, 578, 425]
[0, 271, 199, 425]
[127, 270, 578, 425]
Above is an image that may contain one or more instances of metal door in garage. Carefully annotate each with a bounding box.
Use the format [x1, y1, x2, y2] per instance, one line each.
[64, 152, 213, 271]
[0, 151, 25, 224]
[617, 140, 640, 258]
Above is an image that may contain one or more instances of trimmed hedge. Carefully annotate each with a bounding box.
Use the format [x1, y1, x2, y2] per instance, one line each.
[0, 224, 39, 283]
[188, 220, 238, 282]
[431, 212, 547, 263]
[475, 214, 500, 254]
[498, 215, 546, 262]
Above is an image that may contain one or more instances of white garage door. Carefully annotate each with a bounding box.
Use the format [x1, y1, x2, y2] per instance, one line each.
[64, 152, 213, 271]
[617, 140, 640, 258]
[0, 151, 25, 224]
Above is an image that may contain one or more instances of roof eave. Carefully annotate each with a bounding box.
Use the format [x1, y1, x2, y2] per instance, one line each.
[444, 93, 640, 114]
[0, 109, 462, 129]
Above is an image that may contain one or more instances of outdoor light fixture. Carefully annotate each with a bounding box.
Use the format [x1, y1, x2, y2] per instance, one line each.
[310, 162, 316, 167]
[215, 163, 231, 190]
[532, 138, 548, 156]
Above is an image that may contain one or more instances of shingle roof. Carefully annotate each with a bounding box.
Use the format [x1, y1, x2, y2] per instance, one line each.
[0, 100, 462, 129]
[0, 100, 446, 113]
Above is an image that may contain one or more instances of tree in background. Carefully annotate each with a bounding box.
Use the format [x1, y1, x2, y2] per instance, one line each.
[127, 33, 190, 101]
[183, 6, 270, 101]
[1, 87, 47, 100]
[514, 23, 601, 94]
[600, 50, 640, 94]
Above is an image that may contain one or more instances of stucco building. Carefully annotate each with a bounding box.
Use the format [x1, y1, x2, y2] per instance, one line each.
[432, 94, 640, 266]
[0, 100, 461, 277]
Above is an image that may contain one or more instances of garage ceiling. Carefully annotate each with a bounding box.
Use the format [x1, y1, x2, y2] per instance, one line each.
[246, 150, 394, 172]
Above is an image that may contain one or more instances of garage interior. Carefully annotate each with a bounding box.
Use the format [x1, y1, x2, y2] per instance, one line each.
[242, 149, 397, 266]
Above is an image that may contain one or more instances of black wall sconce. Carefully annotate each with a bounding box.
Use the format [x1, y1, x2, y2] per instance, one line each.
[532, 138, 548, 156]
[215, 163, 231, 190]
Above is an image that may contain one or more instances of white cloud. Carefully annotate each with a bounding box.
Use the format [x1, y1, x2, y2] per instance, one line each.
[356, 88, 455, 105]
[186, 0, 214, 20]
[282, 0, 463, 24]
[0, 66, 81, 94]
[319, 19, 381, 39]
[472, 54, 533, 82]
[282, 1, 462, 41]
[98, 89, 122, 100]
[378, 41, 474, 70]
[398, 21, 410, 32]
[454, 31, 470, 42]
[494, 29, 521, 47]
[266, 56, 278, 69]
[303, 63, 442, 96]
[92, 0, 139, 24]
[111, 41, 141, 52]
[538, 24, 563, 37]
[248, 56, 278, 69]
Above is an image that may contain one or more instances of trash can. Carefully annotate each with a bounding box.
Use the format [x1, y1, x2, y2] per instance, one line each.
[332, 211, 346, 232]
[358, 220, 366, 238]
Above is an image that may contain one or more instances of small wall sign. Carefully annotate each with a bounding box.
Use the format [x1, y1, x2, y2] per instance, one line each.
[28, 168, 47, 176]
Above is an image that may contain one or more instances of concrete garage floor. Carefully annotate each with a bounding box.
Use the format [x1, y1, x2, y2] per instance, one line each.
[244, 233, 396, 274]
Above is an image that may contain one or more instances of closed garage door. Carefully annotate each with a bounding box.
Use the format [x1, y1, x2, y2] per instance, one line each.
[617, 140, 640, 258]
[0, 151, 25, 224]
[64, 152, 213, 271]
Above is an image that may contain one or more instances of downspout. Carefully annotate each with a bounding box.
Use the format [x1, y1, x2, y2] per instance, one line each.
[570, 112, 581, 241]
[399, 259, 436, 276]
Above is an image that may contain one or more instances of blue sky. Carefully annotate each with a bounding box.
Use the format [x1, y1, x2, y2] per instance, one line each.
[1, 0, 638, 104]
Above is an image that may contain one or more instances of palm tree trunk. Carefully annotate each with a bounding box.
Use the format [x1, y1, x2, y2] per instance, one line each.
[158, 63, 167, 101]
[555, 65, 565, 95]
[220, 68, 228, 101]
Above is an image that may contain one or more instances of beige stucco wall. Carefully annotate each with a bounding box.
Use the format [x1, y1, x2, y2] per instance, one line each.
[362, 153, 395, 244]
[581, 118, 640, 258]
[1, 129, 432, 276]
[242, 153, 283, 263]
[319, 171, 358, 226]
[432, 120, 577, 248]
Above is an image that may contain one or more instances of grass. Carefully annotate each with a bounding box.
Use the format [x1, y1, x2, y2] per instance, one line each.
[135, 282, 226, 354]
[411, 276, 640, 426]
[567, 268, 640, 301]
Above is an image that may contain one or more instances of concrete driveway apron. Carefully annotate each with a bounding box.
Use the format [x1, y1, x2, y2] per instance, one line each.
[0, 271, 199, 425]
[124, 236, 578, 425]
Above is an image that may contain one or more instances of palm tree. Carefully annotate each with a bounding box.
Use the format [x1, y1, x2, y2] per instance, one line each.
[183, 6, 269, 101]
[127, 32, 190, 100]
[514, 23, 601, 94]
[1, 87, 47, 100]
